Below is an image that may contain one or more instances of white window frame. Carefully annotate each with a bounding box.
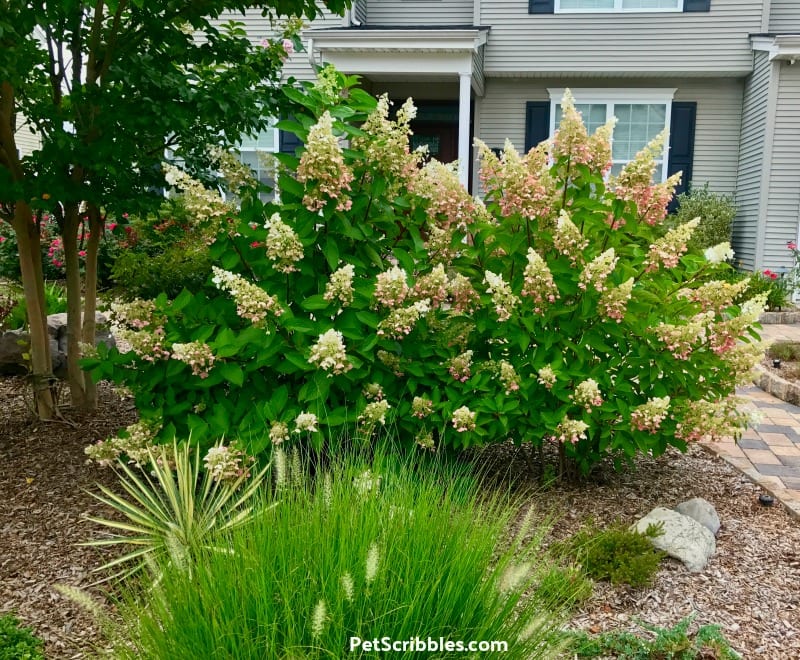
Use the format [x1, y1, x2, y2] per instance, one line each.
[236, 122, 280, 199]
[547, 88, 676, 183]
[555, 0, 683, 13]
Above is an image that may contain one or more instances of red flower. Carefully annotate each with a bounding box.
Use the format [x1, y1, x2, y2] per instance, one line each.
[764, 269, 778, 280]
[78, 250, 87, 257]
[0, 236, 5, 243]
[108, 223, 117, 231]
[250, 241, 262, 248]
[788, 241, 797, 251]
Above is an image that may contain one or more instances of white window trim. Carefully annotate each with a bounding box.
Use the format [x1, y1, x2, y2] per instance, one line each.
[547, 88, 676, 182]
[555, 0, 683, 13]
[236, 123, 280, 200]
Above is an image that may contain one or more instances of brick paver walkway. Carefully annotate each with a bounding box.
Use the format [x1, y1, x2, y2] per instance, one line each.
[704, 324, 800, 519]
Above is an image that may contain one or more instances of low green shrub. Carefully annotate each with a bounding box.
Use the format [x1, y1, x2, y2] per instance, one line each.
[0, 614, 45, 660]
[103, 449, 569, 659]
[667, 184, 736, 253]
[109, 198, 218, 301]
[559, 520, 665, 587]
[767, 341, 800, 362]
[565, 616, 740, 659]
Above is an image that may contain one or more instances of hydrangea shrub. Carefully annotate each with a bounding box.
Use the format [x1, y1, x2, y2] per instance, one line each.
[84, 69, 764, 474]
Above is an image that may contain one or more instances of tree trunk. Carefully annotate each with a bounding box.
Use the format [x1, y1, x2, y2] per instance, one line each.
[11, 202, 57, 418]
[62, 203, 88, 409]
[80, 205, 103, 409]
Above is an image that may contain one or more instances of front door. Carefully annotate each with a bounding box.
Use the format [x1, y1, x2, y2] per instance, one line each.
[410, 120, 459, 164]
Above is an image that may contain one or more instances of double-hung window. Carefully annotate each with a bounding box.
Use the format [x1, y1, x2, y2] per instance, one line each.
[237, 120, 279, 198]
[556, 0, 682, 11]
[548, 89, 675, 181]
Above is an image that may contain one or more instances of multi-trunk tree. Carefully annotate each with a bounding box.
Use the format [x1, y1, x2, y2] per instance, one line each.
[0, 0, 347, 417]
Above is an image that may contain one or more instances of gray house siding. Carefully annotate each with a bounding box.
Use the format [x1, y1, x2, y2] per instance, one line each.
[769, 1, 800, 32]
[480, 1, 761, 76]
[475, 78, 742, 195]
[764, 61, 800, 270]
[366, 0, 473, 26]
[734, 51, 770, 271]
[15, 116, 39, 157]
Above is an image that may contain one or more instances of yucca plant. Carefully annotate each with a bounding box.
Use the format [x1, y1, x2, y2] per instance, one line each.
[83, 440, 270, 581]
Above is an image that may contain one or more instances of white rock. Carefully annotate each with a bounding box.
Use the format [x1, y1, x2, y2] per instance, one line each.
[632, 507, 716, 573]
[675, 497, 721, 536]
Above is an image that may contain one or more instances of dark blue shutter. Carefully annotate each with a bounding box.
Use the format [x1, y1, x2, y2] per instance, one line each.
[667, 101, 696, 212]
[525, 102, 551, 152]
[684, 0, 710, 12]
[279, 129, 303, 155]
[529, 0, 555, 14]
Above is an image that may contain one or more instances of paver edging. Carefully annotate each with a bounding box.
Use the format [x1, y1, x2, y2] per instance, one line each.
[759, 310, 800, 324]
[752, 364, 800, 406]
[699, 443, 800, 521]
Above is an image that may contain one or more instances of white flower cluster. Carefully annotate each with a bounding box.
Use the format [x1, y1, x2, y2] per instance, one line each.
[264, 213, 304, 273]
[324, 264, 356, 307]
[171, 341, 215, 378]
[203, 444, 252, 482]
[359, 400, 390, 426]
[212, 266, 282, 326]
[308, 329, 352, 375]
[84, 420, 160, 467]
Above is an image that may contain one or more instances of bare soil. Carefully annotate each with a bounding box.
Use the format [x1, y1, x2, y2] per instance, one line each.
[2, 377, 800, 658]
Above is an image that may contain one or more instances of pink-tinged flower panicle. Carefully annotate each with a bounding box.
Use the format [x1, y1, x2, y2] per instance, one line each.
[643, 218, 700, 273]
[452, 406, 476, 433]
[537, 365, 557, 390]
[611, 133, 681, 227]
[553, 210, 589, 265]
[376, 300, 430, 339]
[171, 341, 215, 378]
[264, 213, 303, 273]
[296, 111, 354, 212]
[484, 271, 519, 322]
[677, 278, 749, 313]
[308, 329, 352, 376]
[412, 264, 449, 308]
[499, 360, 520, 394]
[599, 277, 634, 322]
[674, 396, 752, 443]
[324, 264, 355, 307]
[653, 312, 712, 360]
[412, 160, 487, 232]
[447, 273, 480, 313]
[579, 248, 618, 293]
[448, 350, 474, 382]
[550, 417, 589, 445]
[412, 396, 434, 419]
[571, 378, 603, 412]
[521, 248, 559, 313]
[212, 266, 282, 327]
[359, 400, 391, 426]
[363, 383, 384, 401]
[630, 396, 670, 433]
[374, 266, 410, 308]
[475, 138, 554, 222]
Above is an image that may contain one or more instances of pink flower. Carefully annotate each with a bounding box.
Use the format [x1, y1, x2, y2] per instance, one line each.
[78, 250, 87, 257]
[250, 241, 261, 248]
[122, 213, 129, 219]
[764, 269, 778, 280]
[108, 223, 117, 231]
[788, 241, 797, 251]
[282, 39, 294, 56]
[0, 236, 5, 243]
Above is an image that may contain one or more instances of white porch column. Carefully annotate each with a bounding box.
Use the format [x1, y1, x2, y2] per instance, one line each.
[457, 72, 472, 188]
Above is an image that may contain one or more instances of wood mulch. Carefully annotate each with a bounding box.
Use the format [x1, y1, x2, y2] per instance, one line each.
[2, 376, 800, 658]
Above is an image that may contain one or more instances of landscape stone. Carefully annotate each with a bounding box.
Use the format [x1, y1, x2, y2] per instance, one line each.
[675, 497, 721, 536]
[0, 312, 115, 376]
[632, 506, 715, 573]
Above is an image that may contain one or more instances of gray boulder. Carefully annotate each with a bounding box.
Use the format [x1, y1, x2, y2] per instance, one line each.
[675, 497, 721, 536]
[0, 312, 115, 376]
[632, 507, 716, 573]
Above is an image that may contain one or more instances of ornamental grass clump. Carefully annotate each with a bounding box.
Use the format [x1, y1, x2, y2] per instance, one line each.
[85, 67, 764, 476]
[103, 450, 570, 659]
